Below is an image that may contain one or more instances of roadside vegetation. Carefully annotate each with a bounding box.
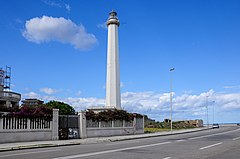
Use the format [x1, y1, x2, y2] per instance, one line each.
[144, 117, 198, 133]
[0, 100, 76, 117]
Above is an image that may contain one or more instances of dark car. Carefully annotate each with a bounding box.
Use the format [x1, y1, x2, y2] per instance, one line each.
[237, 123, 240, 126]
[212, 123, 219, 129]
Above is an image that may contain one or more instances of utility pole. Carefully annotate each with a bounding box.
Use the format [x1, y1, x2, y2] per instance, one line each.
[170, 68, 175, 133]
[206, 96, 209, 128]
[212, 101, 215, 124]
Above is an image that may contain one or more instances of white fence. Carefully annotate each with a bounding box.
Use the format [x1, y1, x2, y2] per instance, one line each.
[86, 120, 133, 128]
[78, 111, 144, 138]
[0, 109, 59, 143]
[0, 110, 144, 143]
[1, 116, 51, 130]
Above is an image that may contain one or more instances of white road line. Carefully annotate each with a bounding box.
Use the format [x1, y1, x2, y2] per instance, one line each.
[233, 136, 240, 140]
[52, 142, 171, 159]
[189, 128, 240, 140]
[0, 149, 62, 158]
[200, 142, 222, 150]
[175, 139, 186, 142]
[163, 157, 171, 159]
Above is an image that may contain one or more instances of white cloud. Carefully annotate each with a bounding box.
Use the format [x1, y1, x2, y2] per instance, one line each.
[214, 93, 240, 110]
[76, 91, 82, 96]
[23, 92, 40, 99]
[223, 85, 240, 89]
[64, 97, 105, 111]
[97, 22, 107, 29]
[21, 89, 240, 123]
[42, 0, 61, 7]
[40, 87, 58, 95]
[42, 0, 71, 12]
[120, 89, 240, 122]
[15, 18, 23, 24]
[22, 16, 98, 50]
[65, 4, 71, 12]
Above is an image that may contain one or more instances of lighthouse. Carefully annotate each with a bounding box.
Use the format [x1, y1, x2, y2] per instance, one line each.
[105, 10, 121, 109]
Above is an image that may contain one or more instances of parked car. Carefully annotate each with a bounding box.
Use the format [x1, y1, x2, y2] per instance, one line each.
[237, 123, 240, 126]
[212, 123, 219, 129]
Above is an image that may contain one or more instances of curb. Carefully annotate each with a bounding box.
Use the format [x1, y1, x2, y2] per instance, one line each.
[0, 143, 81, 152]
[0, 144, 56, 152]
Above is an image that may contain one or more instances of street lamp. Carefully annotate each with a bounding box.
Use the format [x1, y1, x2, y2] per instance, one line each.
[170, 68, 175, 133]
[206, 96, 209, 128]
[212, 101, 215, 124]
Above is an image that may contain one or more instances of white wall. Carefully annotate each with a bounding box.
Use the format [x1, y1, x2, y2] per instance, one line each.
[87, 127, 134, 138]
[0, 109, 59, 143]
[82, 116, 145, 138]
[0, 129, 52, 143]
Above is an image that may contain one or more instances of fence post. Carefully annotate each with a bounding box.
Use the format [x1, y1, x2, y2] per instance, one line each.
[52, 109, 59, 140]
[112, 120, 114, 128]
[79, 111, 87, 139]
[133, 116, 137, 134]
[142, 115, 145, 133]
[27, 118, 31, 130]
[123, 120, 125, 127]
[0, 118, 3, 130]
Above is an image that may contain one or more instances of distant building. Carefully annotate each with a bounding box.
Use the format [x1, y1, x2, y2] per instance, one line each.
[184, 119, 203, 127]
[22, 98, 44, 106]
[0, 67, 21, 109]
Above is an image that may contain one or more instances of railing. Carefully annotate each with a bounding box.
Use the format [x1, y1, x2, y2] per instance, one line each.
[0, 116, 51, 130]
[0, 91, 21, 101]
[87, 120, 133, 128]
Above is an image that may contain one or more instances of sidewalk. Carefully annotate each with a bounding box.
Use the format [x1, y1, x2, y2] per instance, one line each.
[0, 127, 209, 152]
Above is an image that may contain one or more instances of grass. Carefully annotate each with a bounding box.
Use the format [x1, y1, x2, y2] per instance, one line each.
[144, 128, 170, 133]
[144, 126, 196, 133]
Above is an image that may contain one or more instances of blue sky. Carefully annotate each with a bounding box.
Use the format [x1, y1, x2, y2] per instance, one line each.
[0, 0, 240, 123]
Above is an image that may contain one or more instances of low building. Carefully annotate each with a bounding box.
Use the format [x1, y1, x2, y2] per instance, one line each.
[185, 119, 203, 127]
[0, 85, 21, 108]
[22, 98, 44, 106]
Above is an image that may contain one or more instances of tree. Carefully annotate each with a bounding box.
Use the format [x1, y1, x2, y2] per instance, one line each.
[45, 101, 76, 115]
[11, 105, 52, 117]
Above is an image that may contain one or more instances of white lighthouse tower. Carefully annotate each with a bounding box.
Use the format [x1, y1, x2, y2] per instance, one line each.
[105, 10, 121, 109]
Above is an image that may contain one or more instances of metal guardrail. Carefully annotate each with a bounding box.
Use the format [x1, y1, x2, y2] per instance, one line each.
[0, 91, 21, 100]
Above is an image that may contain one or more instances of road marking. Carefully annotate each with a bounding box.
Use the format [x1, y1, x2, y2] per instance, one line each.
[175, 139, 186, 142]
[189, 128, 240, 140]
[52, 142, 171, 159]
[200, 142, 222, 150]
[0, 149, 62, 158]
[233, 136, 240, 140]
[163, 157, 171, 159]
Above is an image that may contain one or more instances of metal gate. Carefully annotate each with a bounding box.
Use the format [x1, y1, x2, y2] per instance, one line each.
[136, 117, 144, 130]
[59, 115, 79, 140]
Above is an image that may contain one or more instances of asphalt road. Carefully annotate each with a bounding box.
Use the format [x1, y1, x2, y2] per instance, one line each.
[0, 126, 240, 159]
